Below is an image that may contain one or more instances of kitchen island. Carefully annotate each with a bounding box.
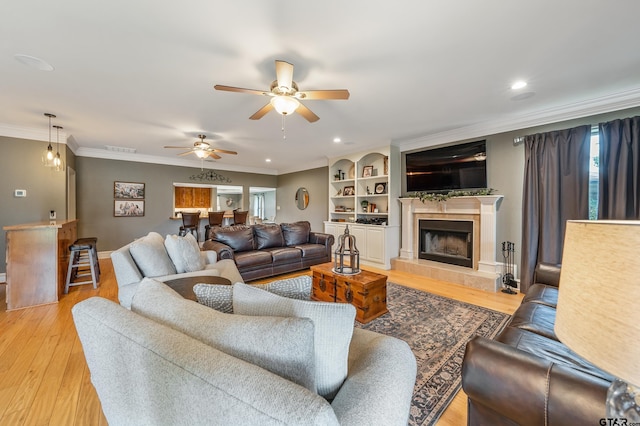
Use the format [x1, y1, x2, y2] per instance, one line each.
[4, 219, 78, 310]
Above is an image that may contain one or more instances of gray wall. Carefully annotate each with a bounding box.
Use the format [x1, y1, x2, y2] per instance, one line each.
[74, 157, 278, 251]
[1, 136, 69, 274]
[449, 105, 640, 280]
[276, 167, 329, 232]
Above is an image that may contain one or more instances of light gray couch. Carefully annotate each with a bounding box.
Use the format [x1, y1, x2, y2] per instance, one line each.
[72, 279, 417, 426]
[110, 231, 244, 308]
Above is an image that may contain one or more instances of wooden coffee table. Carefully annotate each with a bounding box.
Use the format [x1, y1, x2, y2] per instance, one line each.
[163, 275, 232, 301]
[310, 262, 388, 323]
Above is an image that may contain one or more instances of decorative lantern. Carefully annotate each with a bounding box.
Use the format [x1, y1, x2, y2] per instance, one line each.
[333, 225, 360, 275]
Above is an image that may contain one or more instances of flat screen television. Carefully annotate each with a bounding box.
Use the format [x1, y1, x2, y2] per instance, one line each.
[405, 140, 487, 193]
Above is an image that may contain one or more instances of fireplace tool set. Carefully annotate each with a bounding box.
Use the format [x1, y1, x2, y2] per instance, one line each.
[501, 241, 517, 294]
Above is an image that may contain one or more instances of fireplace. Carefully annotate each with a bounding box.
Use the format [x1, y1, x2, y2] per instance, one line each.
[419, 220, 473, 268]
[395, 196, 503, 292]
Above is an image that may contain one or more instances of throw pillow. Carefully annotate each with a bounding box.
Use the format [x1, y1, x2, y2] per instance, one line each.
[164, 233, 205, 273]
[264, 275, 312, 300]
[253, 224, 285, 249]
[193, 275, 312, 313]
[131, 278, 317, 392]
[129, 232, 176, 277]
[232, 282, 356, 399]
[193, 283, 234, 313]
[280, 221, 311, 246]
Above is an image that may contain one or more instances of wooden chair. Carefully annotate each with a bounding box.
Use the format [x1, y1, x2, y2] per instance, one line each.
[179, 212, 201, 241]
[204, 211, 225, 240]
[232, 210, 249, 226]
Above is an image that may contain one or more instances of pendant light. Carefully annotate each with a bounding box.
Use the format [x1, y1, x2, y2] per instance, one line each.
[52, 125, 65, 172]
[41, 113, 56, 167]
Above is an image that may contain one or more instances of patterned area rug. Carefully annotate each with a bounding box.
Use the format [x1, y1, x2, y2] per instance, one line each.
[355, 283, 510, 426]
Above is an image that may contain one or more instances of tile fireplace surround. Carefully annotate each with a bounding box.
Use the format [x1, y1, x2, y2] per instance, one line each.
[393, 195, 504, 292]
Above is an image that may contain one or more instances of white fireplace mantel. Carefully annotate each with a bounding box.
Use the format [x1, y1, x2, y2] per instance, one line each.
[399, 195, 503, 274]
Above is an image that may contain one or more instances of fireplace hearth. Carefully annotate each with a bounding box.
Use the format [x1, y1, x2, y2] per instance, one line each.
[419, 220, 473, 268]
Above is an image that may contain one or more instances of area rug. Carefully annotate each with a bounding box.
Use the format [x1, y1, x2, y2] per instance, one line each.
[355, 283, 511, 426]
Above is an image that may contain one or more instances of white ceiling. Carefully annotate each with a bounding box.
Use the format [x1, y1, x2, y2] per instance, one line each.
[3, 0, 640, 175]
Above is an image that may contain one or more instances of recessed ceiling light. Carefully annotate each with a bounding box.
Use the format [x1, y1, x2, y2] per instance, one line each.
[333, 137, 341, 143]
[265, 158, 271, 162]
[14, 54, 54, 71]
[511, 81, 527, 90]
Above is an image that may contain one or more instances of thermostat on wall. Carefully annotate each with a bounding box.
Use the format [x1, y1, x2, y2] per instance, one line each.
[14, 189, 26, 197]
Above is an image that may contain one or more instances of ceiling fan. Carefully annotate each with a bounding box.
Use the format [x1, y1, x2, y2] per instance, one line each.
[214, 60, 350, 123]
[164, 135, 237, 160]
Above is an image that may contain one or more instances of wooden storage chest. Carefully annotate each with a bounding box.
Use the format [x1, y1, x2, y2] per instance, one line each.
[310, 263, 388, 323]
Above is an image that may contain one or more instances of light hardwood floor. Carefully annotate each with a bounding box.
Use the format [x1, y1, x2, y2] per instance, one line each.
[0, 260, 522, 425]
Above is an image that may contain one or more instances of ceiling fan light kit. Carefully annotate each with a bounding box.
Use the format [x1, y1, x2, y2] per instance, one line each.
[164, 135, 237, 169]
[270, 95, 299, 115]
[214, 59, 350, 128]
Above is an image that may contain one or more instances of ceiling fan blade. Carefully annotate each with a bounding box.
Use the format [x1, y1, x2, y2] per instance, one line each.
[214, 85, 268, 96]
[164, 145, 192, 149]
[296, 103, 320, 123]
[206, 152, 222, 160]
[211, 148, 238, 155]
[177, 151, 193, 156]
[297, 89, 350, 100]
[250, 102, 274, 120]
[275, 60, 294, 91]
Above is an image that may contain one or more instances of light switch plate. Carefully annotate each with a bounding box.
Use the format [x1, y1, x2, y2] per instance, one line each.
[14, 189, 26, 197]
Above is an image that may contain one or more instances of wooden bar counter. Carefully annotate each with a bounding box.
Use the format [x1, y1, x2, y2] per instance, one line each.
[4, 219, 78, 310]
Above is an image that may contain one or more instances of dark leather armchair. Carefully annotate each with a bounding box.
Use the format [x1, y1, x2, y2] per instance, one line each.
[461, 263, 611, 425]
[178, 212, 200, 241]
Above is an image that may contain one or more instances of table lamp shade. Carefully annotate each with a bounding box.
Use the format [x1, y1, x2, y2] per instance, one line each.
[555, 220, 640, 388]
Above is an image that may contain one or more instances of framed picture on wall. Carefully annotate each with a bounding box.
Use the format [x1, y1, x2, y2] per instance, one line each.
[114, 181, 145, 199]
[114, 200, 145, 217]
[362, 165, 373, 177]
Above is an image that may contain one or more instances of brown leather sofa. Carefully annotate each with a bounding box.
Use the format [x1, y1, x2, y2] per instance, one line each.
[202, 221, 334, 281]
[462, 263, 613, 425]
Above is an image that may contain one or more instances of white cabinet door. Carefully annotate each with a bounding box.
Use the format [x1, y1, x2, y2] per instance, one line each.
[365, 226, 385, 263]
[349, 225, 367, 259]
[324, 222, 347, 246]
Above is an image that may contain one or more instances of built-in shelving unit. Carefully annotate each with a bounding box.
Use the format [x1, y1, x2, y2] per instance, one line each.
[325, 147, 400, 269]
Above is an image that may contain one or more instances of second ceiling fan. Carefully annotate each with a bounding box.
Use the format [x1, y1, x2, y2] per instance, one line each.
[214, 60, 350, 123]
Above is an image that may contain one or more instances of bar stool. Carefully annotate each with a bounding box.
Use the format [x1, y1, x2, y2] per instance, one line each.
[179, 212, 200, 241]
[65, 237, 100, 293]
[204, 211, 225, 240]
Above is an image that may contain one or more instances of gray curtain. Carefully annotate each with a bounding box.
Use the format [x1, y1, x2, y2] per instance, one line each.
[520, 125, 591, 293]
[598, 116, 640, 219]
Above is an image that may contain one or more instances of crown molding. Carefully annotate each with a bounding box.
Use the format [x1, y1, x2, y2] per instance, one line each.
[395, 87, 640, 152]
[275, 158, 328, 175]
[74, 147, 279, 175]
[0, 123, 68, 144]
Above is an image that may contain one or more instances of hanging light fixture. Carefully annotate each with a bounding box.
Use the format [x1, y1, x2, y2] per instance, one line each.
[52, 125, 65, 172]
[41, 113, 56, 167]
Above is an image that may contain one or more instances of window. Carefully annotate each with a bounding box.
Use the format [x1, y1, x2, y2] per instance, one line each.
[252, 193, 265, 220]
[589, 125, 599, 220]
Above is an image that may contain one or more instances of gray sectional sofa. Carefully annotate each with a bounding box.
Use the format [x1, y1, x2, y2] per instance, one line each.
[110, 231, 243, 308]
[72, 278, 417, 425]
